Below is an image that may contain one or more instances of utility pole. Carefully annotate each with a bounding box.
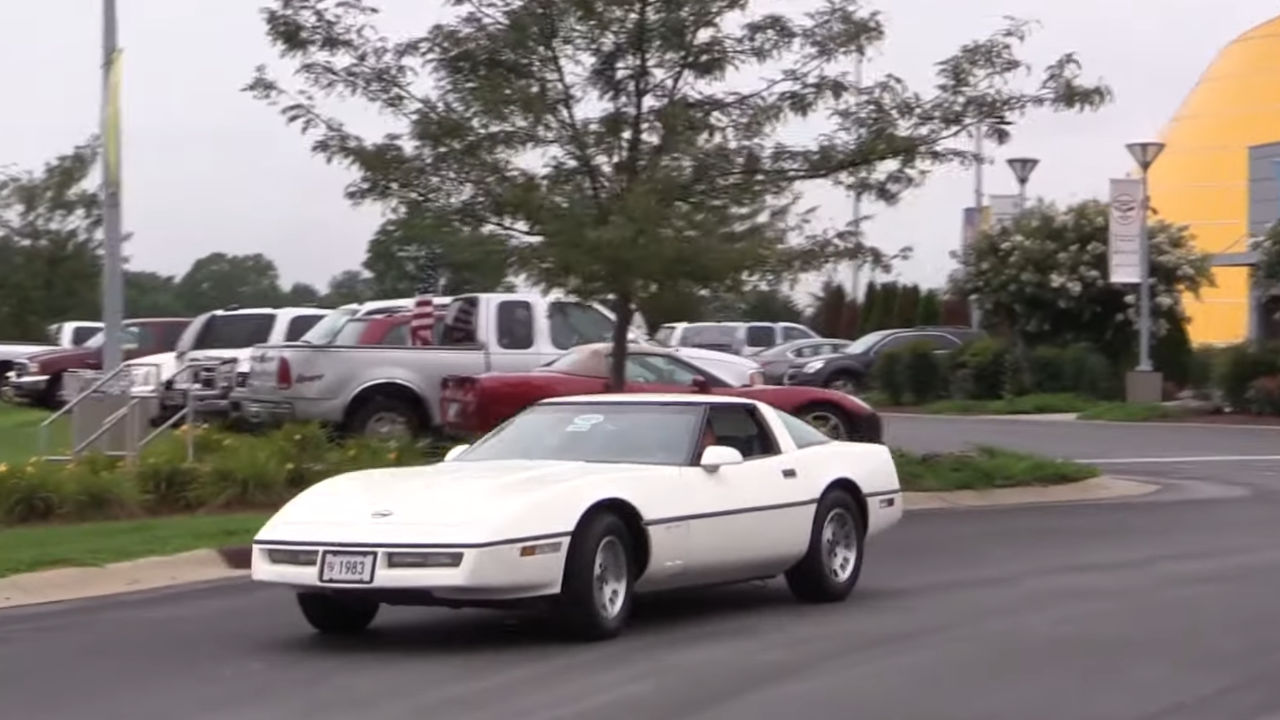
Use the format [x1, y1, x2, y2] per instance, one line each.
[100, 0, 125, 372]
[849, 51, 866, 302]
[968, 125, 984, 330]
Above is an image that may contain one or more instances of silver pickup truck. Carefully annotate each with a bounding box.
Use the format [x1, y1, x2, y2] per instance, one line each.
[235, 293, 653, 437]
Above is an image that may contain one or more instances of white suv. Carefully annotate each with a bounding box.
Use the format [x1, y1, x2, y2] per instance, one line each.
[652, 321, 819, 355]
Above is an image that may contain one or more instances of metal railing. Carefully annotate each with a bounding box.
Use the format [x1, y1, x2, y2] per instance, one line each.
[38, 358, 236, 464]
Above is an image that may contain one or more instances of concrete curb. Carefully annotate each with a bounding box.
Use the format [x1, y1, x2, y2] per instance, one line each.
[0, 475, 1158, 609]
[903, 475, 1158, 510]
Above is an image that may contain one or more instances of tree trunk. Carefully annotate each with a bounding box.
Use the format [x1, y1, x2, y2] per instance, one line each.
[607, 292, 634, 392]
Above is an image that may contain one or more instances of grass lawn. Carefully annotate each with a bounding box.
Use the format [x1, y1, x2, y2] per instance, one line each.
[893, 445, 1098, 492]
[1077, 402, 1185, 422]
[916, 393, 1100, 416]
[0, 403, 66, 466]
[0, 512, 269, 578]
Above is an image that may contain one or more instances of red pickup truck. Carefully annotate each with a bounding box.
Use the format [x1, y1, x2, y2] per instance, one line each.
[9, 317, 191, 408]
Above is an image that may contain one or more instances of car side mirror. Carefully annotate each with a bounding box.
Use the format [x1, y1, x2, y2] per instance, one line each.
[700, 445, 743, 472]
[443, 444, 471, 462]
[690, 376, 711, 393]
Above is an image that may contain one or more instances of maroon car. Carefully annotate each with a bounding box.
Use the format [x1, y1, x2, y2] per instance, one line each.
[10, 317, 191, 408]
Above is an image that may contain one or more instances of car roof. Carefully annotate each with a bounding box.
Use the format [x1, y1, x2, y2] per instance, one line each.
[541, 393, 759, 406]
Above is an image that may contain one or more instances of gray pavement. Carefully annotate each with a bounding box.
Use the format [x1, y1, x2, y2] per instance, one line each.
[4, 416, 1280, 719]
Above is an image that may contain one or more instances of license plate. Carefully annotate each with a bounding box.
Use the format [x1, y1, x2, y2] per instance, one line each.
[318, 551, 376, 584]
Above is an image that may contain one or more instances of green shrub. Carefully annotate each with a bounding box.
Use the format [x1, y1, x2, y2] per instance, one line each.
[1061, 343, 1120, 400]
[1153, 317, 1194, 388]
[871, 350, 906, 405]
[901, 341, 946, 404]
[0, 461, 68, 523]
[61, 460, 142, 520]
[1028, 346, 1069, 394]
[1246, 375, 1280, 416]
[1213, 344, 1280, 409]
[952, 338, 1008, 400]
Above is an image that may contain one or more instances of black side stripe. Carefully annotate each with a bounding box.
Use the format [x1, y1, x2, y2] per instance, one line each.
[864, 489, 900, 498]
[252, 530, 572, 550]
[645, 498, 819, 526]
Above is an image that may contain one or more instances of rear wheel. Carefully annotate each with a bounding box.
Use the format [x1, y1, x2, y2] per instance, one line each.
[823, 372, 860, 395]
[555, 512, 635, 641]
[797, 403, 854, 440]
[347, 396, 421, 439]
[785, 489, 865, 603]
[296, 592, 380, 634]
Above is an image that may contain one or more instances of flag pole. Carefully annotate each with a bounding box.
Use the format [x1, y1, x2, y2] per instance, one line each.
[100, 0, 125, 372]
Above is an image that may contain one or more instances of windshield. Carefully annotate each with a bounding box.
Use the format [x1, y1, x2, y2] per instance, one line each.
[678, 324, 738, 349]
[847, 329, 893, 354]
[549, 301, 615, 349]
[193, 313, 275, 350]
[653, 326, 675, 346]
[83, 326, 141, 349]
[299, 308, 357, 344]
[332, 318, 372, 345]
[459, 402, 703, 465]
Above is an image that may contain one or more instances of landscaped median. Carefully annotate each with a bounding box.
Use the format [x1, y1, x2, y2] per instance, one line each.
[0, 422, 1127, 589]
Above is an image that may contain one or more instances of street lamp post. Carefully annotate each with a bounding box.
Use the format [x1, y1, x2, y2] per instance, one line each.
[967, 118, 1013, 330]
[1126, 141, 1165, 373]
[1006, 157, 1040, 211]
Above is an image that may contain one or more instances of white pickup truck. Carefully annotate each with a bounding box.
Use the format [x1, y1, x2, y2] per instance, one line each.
[124, 305, 331, 418]
[234, 292, 759, 437]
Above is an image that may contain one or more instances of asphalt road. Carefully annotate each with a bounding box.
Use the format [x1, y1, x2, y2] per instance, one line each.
[4, 417, 1280, 720]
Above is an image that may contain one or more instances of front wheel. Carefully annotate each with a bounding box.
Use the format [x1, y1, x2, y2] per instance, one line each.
[823, 372, 860, 395]
[797, 403, 854, 440]
[785, 489, 865, 603]
[296, 592, 380, 634]
[555, 512, 635, 641]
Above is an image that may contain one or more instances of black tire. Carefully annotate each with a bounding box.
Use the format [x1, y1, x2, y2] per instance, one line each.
[555, 512, 635, 641]
[785, 489, 865, 603]
[296, 592, 380, 634]
[823, 371, 861, 394]
[796, 402, 855, 441]
[39, 374, 63, 410]
[346, 395, 422, 439]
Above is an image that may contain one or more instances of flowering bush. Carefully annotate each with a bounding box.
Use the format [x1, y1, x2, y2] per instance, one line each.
[951, 200, 1214, 368]
[0, 423, 447, 525]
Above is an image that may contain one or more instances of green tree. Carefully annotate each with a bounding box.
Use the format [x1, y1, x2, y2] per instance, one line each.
[177, 252, 284, 312]
[125, 271, 186, 317]
[362, 211, 511, 297]
[0, 137, 103, 340]
[915, 289, 942, 326]
[249, 0, 1110, 388]
[896, 283, 921, 327]
[323, 270, 375, 305]
[284, 281, 323, 305]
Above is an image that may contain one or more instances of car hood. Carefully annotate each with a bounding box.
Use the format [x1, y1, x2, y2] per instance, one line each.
[20, 347, 91, 366]
[260, 459, 651, 531]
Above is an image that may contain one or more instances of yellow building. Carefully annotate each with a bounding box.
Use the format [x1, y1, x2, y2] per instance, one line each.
[1149, 14, 1280, 345]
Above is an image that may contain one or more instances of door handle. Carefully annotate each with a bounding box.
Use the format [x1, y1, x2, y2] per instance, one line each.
[781, 468, 797, 478]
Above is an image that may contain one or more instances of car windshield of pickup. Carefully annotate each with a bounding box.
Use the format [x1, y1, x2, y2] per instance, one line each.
[457, 402, 703, 465]
[299, 309, 356, 344]
[193, 314, 275, 350]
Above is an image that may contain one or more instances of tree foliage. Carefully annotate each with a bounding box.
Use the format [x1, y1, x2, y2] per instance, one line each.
[0, 137, 103, 340]
[177, 252, 285, 311]
[951, 200, 1214, 367]
[362, 211, 512, 297]
[248, 0, 1112, 387]
[1251, 220, 1280, 286]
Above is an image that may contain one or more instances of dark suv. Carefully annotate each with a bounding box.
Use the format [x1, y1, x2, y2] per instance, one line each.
[782, 326, 985, 392]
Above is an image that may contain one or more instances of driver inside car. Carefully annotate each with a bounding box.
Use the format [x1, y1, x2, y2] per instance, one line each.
[698, 424, 718, 454]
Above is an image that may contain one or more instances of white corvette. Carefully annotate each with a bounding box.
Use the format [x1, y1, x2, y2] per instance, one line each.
[251, 394, 904, 640]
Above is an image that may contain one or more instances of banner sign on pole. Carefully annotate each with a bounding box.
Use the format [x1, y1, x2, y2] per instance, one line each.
[1108, 178, 1143, 284]
[988, 195, 1020, 229]
[961, 206, 980, 250]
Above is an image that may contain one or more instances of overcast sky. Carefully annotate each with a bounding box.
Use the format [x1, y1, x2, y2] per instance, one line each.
[2, 1, 1277, 300]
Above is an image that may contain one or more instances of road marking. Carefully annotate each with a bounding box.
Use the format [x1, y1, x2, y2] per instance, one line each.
[1081, 455, 1280, 464]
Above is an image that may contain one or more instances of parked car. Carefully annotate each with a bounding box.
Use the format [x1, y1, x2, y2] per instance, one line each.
[234, 293, 756, 438]
[123, 305, 331, 416]
[783, 326, 986, 392]
[0, 321, 104, 392]
[753, 338, 856, 385]
[652, 321, 819, 355]
[7, 318, 190, 408]
[249, 394, 904, 640]
[439, 342, 882, 442]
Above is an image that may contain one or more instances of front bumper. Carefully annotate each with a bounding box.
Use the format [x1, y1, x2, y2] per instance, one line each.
[783, 368, 821, 386]
[250, 537, 568, 602]
[9, 374, 51, 399]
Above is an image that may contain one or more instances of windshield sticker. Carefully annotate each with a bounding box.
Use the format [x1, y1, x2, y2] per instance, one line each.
[566, 414, 605, 432]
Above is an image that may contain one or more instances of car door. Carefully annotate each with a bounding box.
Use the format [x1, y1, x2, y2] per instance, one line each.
[677, 404, 813, 584]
